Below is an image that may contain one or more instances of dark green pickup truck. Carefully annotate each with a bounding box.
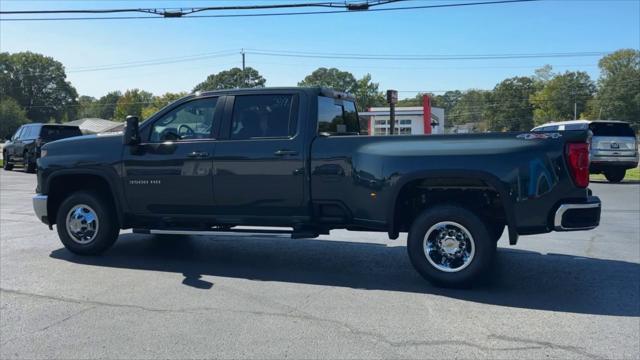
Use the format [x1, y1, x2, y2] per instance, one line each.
[33, 87, 601, 287]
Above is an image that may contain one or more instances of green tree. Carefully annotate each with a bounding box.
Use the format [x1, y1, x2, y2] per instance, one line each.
[0, 97, 29, 139]
[141, 92, 188, 119]
[448, 90, 490, 127]
[352, 74, 385, 110]
[95, 91, 122, 120]
[193, 67, 265, 92]
[586, 49, 640, 127]
[113, 89, 153, 121]
[299, 68, 387, 110]
[486, 76, 536, 131]
[0, 51, 78, 123]
[531, 71, 595, 124]
[396, 91, 462, 114]
[76, 95, 100, 119]
[533, 64, 555, 85]
[298, 67, 357, 92]
[396, 93, 424, 107]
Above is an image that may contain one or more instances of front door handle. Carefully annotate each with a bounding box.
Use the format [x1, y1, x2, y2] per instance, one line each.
[187, 151, 210, 158]
[274, 149, 298, 156]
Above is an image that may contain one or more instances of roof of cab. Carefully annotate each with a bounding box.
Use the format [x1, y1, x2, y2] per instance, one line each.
[532, 119, 630, 129]
[195, 86, 355, 101]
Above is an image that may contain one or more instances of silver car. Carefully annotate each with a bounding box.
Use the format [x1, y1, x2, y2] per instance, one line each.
[532, 120, 638, 183]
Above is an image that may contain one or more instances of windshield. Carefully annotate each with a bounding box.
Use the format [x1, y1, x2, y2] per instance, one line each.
[40, 126, 82, 141]
[589, 122, 635, 137]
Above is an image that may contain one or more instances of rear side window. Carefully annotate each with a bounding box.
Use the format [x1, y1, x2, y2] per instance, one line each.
[317, 96, 359, 135]
[230, 94, 298, 140]
[564, 123, 588, 130]
[40, 126, 82, 141]
[589, 122, 635, 137]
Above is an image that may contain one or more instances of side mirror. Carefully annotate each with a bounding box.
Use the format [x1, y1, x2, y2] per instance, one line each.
[123, 115, 140, 145]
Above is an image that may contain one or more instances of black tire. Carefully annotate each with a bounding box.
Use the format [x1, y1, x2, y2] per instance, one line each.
[604, 168, 625, 183]
[25, 153, 36, 173]
[407, 205, 495, 288]
[56, 191, 119, 255]
[3, 154, 13, 171]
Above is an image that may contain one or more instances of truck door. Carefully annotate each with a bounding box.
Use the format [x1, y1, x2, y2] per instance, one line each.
[213, 93, 308, 223]
[122, 96, 221, 216]
[12, 125, 29, 161]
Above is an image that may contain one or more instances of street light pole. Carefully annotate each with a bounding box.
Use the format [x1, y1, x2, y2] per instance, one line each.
[387, 89, 398, 135]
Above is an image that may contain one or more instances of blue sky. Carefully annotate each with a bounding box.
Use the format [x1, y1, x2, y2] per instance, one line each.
[1, 0, 639, 98]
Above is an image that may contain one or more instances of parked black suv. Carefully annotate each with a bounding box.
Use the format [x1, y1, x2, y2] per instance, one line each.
[3, 123, 82, 172]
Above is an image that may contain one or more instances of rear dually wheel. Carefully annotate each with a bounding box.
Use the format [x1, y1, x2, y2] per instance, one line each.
[407, 205, 495, 287]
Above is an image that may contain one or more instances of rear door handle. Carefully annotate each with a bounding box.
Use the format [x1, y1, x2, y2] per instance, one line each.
[187, 151, 210, 158]
[274, 149, 298, 156]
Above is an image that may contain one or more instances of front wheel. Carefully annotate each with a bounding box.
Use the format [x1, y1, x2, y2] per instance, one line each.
[56, 191, 119, 255]
[407, 205, 495, 288]
[25, 153, 36, 173]
[3, 154, 13, 171]
[604, 168, 625, 183]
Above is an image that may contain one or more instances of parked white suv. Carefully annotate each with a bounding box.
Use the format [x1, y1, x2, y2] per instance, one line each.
[532, 120, 638, 183]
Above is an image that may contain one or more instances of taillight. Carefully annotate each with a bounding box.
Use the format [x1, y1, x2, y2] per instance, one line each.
[566, 143, 590, 188]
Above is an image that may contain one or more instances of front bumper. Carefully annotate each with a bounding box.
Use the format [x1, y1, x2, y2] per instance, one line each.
[554, 196, 601, 231]
[32, 194, 49, 225]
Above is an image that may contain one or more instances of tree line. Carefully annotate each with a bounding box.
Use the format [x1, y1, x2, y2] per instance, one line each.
[1, 49, 638, 139]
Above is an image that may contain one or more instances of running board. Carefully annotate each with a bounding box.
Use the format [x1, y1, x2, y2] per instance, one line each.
[133, 227, 319, 239]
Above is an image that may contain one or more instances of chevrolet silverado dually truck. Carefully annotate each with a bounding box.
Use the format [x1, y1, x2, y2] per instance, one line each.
[32, 87, 601, 287]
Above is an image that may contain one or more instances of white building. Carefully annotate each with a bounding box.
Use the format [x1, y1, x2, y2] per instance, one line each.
[359, 96, 445, 135]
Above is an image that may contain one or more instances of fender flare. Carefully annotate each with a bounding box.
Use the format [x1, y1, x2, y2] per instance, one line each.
[386, 169, 519, 245]
[46, 168, 126, 228]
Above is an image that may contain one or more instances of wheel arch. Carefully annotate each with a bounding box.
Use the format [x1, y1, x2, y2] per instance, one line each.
[387, 169, 519, 245]
[46, 170, 125, 228]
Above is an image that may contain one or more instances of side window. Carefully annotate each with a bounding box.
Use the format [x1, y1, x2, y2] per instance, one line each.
[317, 97, 360, 135]
[564, 123, 586, 131]
[23, 126, 37, 140]
[149, 97, 218, 142]
[230, 94, 297, 140]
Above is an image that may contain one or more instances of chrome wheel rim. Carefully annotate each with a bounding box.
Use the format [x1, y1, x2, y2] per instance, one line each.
[423, 221, 475, 273]
[65, 204, 99, 244]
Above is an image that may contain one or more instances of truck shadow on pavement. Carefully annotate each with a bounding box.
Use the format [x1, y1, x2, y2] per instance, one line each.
[50, 233, 640, 317]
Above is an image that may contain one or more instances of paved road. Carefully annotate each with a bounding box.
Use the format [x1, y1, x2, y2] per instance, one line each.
[1, 169, 639, 359]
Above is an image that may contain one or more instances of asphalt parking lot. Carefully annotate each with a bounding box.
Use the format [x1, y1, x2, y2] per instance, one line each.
[1, 169, 639, 359]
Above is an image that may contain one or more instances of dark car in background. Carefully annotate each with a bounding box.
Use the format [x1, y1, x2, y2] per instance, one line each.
[3, 123, 82, 173]
[532, 120, 639, 182]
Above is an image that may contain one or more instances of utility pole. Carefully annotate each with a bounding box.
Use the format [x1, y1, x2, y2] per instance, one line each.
[387, 89, 398, 135]
[574, 101, 577, 120]
[241, 49, 245, 71]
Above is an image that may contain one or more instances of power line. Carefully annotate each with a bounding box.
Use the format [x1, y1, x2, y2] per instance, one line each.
[0, 1, 406, 15]
[0, 1, 391, 15]
[0, 0, 540, 22]
[246, 49, 609, 61]
[68, 51, 238, 73]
